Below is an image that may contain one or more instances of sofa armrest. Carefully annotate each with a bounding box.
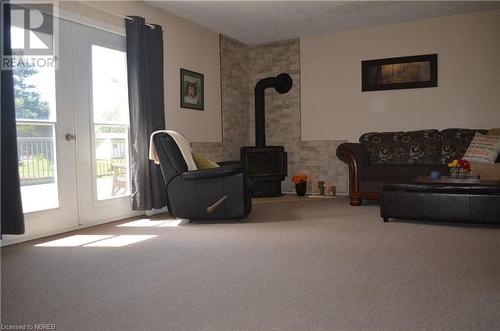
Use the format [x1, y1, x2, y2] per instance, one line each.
[181, 164, 244, 180]
[470, 162, 500, 180]
[336, 143, 372, 204]
[336, 143, 371, 169]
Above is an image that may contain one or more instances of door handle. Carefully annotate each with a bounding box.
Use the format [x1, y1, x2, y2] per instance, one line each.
[65, 133, 76, 141]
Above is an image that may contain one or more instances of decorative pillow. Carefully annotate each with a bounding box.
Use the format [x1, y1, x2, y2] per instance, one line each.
[359, 129, 441, 165]
[191, 152, 219, 169]
[440, 128, 488, 164]
[462, 133, 500, 164]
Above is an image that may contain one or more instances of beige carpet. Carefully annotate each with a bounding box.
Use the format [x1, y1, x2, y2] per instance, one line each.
[252, 194, 337, 204]
[2, 198, 500, 331]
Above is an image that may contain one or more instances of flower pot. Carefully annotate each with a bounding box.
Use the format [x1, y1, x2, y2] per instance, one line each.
[449, 168, 460, 179]
[295, 182, 306, 196]
[459, 168, 471, 179]
[449, 168, 471, 179]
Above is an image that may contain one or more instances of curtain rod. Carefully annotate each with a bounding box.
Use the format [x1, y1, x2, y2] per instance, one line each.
[125, 16, 157, 29]
[80, 2, 158, 29]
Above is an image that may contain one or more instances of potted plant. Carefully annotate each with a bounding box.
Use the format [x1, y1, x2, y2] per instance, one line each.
[292, 175, 308, 196]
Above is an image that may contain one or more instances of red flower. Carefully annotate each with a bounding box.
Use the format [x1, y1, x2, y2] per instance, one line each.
[458, 159, 471, 171]
[292, 175, 308, 184]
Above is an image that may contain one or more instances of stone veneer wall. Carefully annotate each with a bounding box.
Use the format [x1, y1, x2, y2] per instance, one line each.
[192, 35, 348, 194]
[191, 35, 250, 161]
[248, 39, 347, 194]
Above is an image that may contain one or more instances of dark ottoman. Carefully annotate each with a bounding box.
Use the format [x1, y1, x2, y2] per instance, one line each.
[380, 183, 500, 223]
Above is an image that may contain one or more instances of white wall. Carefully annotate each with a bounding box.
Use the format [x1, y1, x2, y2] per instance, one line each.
[301, 9, 500, 142]
[61, 1, 222, 142]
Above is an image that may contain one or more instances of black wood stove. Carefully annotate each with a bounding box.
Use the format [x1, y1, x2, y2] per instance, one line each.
[241, 73, 293, 197]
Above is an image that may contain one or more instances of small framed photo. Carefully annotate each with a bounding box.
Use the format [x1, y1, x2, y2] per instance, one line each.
[362, 54, 437, 92]
[180, 68, 204, 110]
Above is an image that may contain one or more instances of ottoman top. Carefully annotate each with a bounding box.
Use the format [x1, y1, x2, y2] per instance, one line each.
[381, 182, 500, 194]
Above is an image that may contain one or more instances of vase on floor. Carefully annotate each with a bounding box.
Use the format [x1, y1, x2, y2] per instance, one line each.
[295, 182, 306, 196]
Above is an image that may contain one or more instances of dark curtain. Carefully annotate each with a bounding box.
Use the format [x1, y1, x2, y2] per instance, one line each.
[125, 16, 167, 210]
[1, 2, 25, 234]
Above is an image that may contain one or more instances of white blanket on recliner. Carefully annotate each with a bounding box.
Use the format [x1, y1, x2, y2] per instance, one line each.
[149, 130, 197, 171]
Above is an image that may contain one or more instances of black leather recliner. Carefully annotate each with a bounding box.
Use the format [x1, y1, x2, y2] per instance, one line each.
[153, 132, 252, 220]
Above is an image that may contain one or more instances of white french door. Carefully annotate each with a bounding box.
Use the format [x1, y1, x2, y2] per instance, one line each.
[8, 18, 139, 244]
[73, 24, 134, 225]
[11, 19, 79, 238]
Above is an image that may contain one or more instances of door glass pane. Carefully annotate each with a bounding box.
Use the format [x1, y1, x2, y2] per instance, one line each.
[91, 45, 130, 200]
[12, 27, 59, 212]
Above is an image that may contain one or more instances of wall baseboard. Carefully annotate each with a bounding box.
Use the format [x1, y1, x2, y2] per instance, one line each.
[145, 207, 169, 216]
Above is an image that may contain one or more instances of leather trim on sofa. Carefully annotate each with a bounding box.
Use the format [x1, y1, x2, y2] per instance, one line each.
[336, 142, 378, 205]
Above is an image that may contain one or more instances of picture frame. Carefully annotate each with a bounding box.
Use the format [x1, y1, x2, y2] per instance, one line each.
[180, 68, 204, 110]
[362, 54, 437, 92]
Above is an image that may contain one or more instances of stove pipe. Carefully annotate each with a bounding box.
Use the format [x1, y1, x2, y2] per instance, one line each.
[254, 73, 293, 147]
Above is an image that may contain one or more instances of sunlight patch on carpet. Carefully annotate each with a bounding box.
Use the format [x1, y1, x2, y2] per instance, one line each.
[117, 218, 184, 227]
[117, 219, 171, 227]
[35, 235, 114, 247]
[36, 235, 157, 247]
[83, 235, 157, 247]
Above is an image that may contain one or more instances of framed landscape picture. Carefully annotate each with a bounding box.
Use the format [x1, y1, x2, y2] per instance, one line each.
[180, 68, 204, 110]
[362, 54, 437, 92]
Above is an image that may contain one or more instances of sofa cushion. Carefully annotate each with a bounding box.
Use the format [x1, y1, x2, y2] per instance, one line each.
[362, 164, 449, 181]
[440, 128, 488, 164]
[360, 130, 441, 165]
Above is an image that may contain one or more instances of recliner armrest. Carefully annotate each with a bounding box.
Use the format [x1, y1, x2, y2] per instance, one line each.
[181, 164, 244, 180]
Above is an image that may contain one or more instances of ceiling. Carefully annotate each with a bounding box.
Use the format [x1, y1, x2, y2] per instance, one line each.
[148, 1, 500, 44]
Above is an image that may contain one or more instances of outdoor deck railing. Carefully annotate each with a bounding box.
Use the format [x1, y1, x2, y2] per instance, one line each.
[17, 137, 126, 185]
[17, 137, 55, 185]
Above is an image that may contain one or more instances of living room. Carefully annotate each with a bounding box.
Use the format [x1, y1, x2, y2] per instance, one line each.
[1, 1, 500, 330]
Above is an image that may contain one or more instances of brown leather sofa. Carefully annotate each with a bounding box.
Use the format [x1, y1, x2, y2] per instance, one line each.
[336, 128, 490, 206]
